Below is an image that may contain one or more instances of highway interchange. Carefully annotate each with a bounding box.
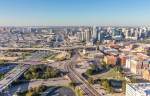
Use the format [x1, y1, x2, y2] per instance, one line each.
[0, 64, 29, 93]
[0, 46, 102, 96]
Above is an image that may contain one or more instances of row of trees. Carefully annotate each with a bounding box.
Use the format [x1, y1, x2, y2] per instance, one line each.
[147, 48, 150, 56]
[69, 81, 84, 96]
[24, 65, 61, 80]
[86, 64, 102, 76]
[0, 60, 4, 65]
[18, 85, 48, 96]
[75, 87, 84, 96]
[0, 60, 4, 80]
[0, 73, 4, 80]
[101, 79, 112, 93]
[100, 78, 126, 93]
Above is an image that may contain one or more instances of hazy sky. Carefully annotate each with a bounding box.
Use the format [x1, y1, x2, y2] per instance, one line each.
[0, 0, 150, 26]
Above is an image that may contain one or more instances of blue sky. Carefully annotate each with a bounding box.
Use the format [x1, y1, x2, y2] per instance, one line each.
[0, 0, 150, 26]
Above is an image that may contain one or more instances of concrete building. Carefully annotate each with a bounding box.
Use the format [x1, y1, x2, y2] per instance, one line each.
[97, 31, 102, 41]
[130, 59, 140, 74]
[125, 56, 143, 75]
[104, 55, 116, 65]
[142, 69, 150, 81]
[125, 56, 131, 69]
[92, 26, 97, 39]
[125, 53, 150, 75]
[126, 83, 150, 96]
[120, 54, 126, 65]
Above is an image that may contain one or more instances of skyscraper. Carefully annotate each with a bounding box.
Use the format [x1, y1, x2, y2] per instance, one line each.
[92, 26, 97, 39]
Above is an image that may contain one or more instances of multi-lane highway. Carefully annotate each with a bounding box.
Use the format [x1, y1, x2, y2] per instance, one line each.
[66, 63, 96, 96]
[0, 64, 30, 93]
[0, 46, 98, 95]
[0, 51, 52, 94]
[65, 50, 101, 96]
[0, 45, 96, 51]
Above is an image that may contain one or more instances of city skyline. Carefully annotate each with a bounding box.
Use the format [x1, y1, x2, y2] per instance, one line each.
[0, 0, 150, 26]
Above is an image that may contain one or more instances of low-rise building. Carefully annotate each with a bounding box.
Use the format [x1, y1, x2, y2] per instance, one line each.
[142, 69, 150, 81]
[120, 54, 126, 65]
[125, 55, 149, 75]
[130, 60, 142, 75]
[104, 54, 125, 66]
[125, 57, 141, 74]
[126, 83, 150, 96]
[104, 55, 116, 65]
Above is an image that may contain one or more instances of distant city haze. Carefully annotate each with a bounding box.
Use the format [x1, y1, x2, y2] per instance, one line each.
[0, 0, 150, 26]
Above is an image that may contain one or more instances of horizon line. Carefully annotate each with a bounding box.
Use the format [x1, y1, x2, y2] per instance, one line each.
[0, 24, 150, 27]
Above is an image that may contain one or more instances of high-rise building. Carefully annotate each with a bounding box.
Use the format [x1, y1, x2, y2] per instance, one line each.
[85, 28, 92, 42]
[81, 31, 85, 41]
[80, 27, 93, 42]
[92, 26, 97, 40]
[97, 31, 102, 41]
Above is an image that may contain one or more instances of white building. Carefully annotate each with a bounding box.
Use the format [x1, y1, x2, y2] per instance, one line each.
[126, 83, 150, 96]
[126, 57, 141, 74]
[126, 56, 131, 69]
[92, 26, 97, 39]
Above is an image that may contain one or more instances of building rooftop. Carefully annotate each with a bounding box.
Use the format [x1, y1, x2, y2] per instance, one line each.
[128, 83, 150, 95]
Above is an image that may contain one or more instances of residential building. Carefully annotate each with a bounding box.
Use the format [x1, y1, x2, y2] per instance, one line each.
[125, 57, 143, 75]
[120, 54, 126, 65]
[104, 55, 116, 65]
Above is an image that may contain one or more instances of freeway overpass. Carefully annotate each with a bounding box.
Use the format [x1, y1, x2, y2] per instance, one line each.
[0, 47, 58, 52]
[0, 64, 30, 93]
[0, 46, 96, 52]
[4, 61, 47, 65]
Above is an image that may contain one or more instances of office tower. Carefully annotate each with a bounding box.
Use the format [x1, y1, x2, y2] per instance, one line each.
[85, 28, 91, 42]
[97, 31, 102, 41]
[81, 30, 85, 41]
[92, 26, 97, 39]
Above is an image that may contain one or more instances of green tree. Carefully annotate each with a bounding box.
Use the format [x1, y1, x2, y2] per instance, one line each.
[0, 60, 4, 65]
[101, 60, 109, 69]
[88, 77, 94, 84]
[76, 88, 84, 96]
[26, 91, 34, 96]
[114, 66, 123, 73]
[101, 79, 112, 93]
[0, 73, 4, 79]
[130, 76, 137, 83]
[147, 49, 150, 56]
[69, 81, 77, 89]
[122, 80, 126, 92]
[24, 71, 32, 80]
[86, 69, 93, 75]
[91, 64, 96, 70]
[24, 65, 61, 80]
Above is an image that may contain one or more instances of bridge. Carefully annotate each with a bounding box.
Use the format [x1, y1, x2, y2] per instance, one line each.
[0, 46, 96, 52]
[0, 64, 30, 93]
[5, 61, 49, 65]
[0, 45, 97, 94]
[0, 47, 58, 52]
